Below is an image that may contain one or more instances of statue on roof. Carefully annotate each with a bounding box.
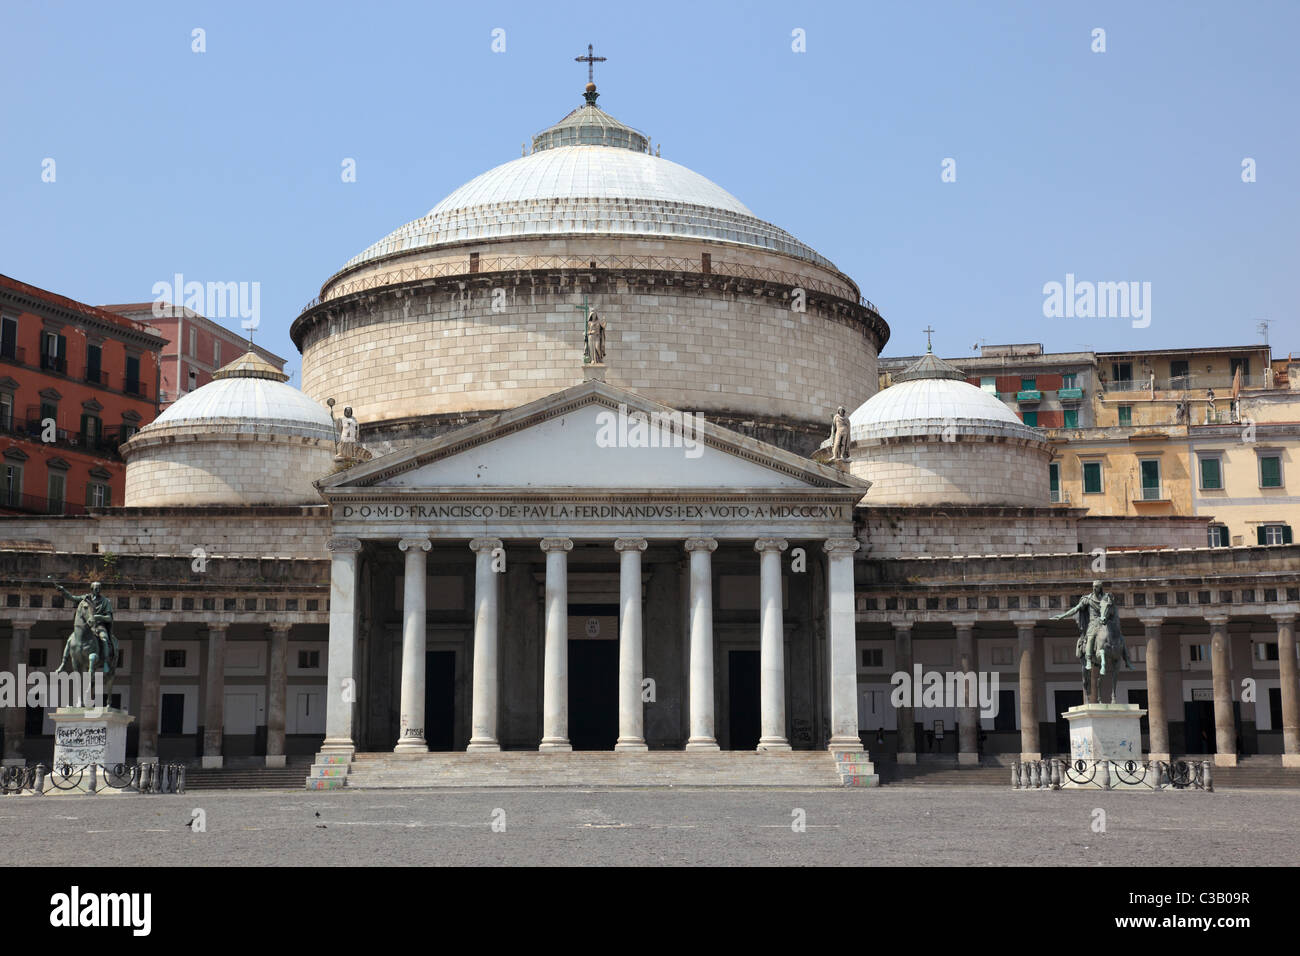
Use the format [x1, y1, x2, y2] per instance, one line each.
[329, 401, 373, 465]
[830, 406, 851, 460]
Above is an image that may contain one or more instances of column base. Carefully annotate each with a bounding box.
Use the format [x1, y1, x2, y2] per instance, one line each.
[1213, 753, 1238, 768]
[827, 735, 863, 753]
[1019, 752, 1042, 763]
[957, 751, 979, 766]
[265, 755, 286, 768]
[467, 740, 501, 752]
[685, 738, 720, 752]
[757, 738, 792, 752]
[1283, 753, 1300, 768]
[201, 756, 223, 770]
[615, 739, 648, 752]
[394, 738, 428, 754]
[539, 739, 572, 753]
[319, 738, 356, 759]
[897, 752, 917, 765]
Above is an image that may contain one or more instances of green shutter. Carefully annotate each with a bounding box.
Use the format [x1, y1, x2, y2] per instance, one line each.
[1285, 526, 1294, 545]
[1200, 457, 1221, 490]
[1063, 409, 1078, 429]
[104, 484, 111, 507]
[85, 482, 95, 507]
[1260, 456, 1282, 487]
[1258, 527, 1268, 545]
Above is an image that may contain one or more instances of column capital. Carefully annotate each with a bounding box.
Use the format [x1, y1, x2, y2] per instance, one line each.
[8, 621, 35, 636]
[1009, 614, 1041, 629]
[327, 537, 363, 553]
[754, 538, 788, 554]
[823, 537, 861, 554]
[684, 537, 717, 553]
[950, 618, 978, 632]
[540, 537, 573, 553]
[398, 537, 431, 553]
[1270, 613, 1297, 626]
[469, 537, 503, 554]
[1204, 614, 1231, 626]
[891, 620, 913, 633]
[614, 537, 648, 552]
[206, 622, 231, 634]
[1137, 615, 1164, 630]
[143, 624, 165, 637]
[266, 622, 294, 634]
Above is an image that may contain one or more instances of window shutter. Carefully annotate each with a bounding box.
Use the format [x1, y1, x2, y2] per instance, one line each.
[1285, 526, 1294, 545]
[85, 482, 95, 507]
[1258, 527, 1268, 545]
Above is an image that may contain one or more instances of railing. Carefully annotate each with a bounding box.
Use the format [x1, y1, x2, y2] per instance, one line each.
[39, 353, 67, 374]
[1016, 389, 1042, 402]
[122, 379, 147, 398]
[8, 414, 126, 458]
[0, 491, 89, 516]
[0, 345, 24, 365]
[299, 253, 884, 319]
[1011, 758, 1212, 791]
[1057, 387, 1084, 401]
[1139, 484, 1165, 501]
[0, 762, 187, 795]
[1104, 373, 1271, 393]
[83, 366, 109, 386]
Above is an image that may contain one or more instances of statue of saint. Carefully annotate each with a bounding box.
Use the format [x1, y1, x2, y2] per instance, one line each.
[50, 579, 118, 707]
[334, 406, 371, 463]
[586, 309, 607, 365]
[830, 406, 851, 460]
[1051, 579, 1131, 703]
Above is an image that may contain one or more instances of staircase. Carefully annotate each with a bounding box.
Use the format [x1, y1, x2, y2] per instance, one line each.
[186, 761, 314, 791]
[882, 762, 1009, 786]
[337, 751, 854, 789]
[1212, 757, 1300, 790]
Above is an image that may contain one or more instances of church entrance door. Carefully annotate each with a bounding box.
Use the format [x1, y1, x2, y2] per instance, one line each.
[728, 650, 761, 751]
[424, 651, 456, 752]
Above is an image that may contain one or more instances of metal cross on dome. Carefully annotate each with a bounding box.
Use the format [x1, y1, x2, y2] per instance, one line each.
[575, 43, 606, 84]
[922, 325, 935, 352]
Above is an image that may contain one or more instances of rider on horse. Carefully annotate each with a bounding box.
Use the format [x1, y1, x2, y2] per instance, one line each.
[53, 580, 117, 681]
[1052, 580, 1132, 703]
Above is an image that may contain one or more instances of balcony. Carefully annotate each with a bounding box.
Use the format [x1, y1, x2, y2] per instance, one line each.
[1057, 387, 1084, 401]
[122, 379, 148, 399]
[0, 491, 89, 517]
[1016, 390, 1042, 402]
[1049, 489, 1071, 504]
[83, 367, 109, 387]
[40, 353, 67, 374]
[0, 344, 24, 365]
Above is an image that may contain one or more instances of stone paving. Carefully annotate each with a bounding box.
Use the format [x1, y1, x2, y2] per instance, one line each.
[3, 786, 1297, 866]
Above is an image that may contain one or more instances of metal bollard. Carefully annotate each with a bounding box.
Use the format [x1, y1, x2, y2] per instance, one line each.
[1012, 761, 1020, 789]
[1100, 760, 1111, 791]
[141, 762, 154, 794]
[176, 765, 186, 793]
[1202, 760, 1213, 792]
[87, 764, 98, 795]
[1051, 759, 1062, 789]
[33, 763, 46, 795]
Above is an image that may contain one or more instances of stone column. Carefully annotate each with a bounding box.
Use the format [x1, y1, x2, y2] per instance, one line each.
[824, 538, 862, 752]
[1141, 617, 1170, 763]
[266, 623, 291, 768]
[202, 623, 229, 769]
[615, 537, 649, 752]
[894, 622, 915, 764]
[2, 624, 32, 766]
[539, 537, 573, 752]
[685, 537, 720, 751]
[754, 538, 791, 751]
[395, 537, 432, 753]
[322, 537, 362, 758]
[954, 620, 978, 765]
[468, 538, 503, 752]
[1015, 619, 1041, 761]
[1273, 614, 1299, 767]
[1208, 614, 1236, 767]
[136, 625, 163, 763]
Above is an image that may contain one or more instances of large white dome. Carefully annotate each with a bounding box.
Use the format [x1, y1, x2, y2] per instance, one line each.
[147, 376, 336, 441]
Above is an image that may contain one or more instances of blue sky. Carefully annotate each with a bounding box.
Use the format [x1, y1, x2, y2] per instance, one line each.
[3, 0, 1296, 380]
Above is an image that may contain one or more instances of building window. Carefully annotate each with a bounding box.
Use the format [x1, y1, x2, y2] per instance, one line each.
[1111, 361, 1132, 384]
[1170, 359, 1189, 386]
[860, 648, 883, 668]
[3, 462, 22, 506]
[1207, 525, 1230, 548]
[1023, 410, 1038, 427]
[160, 694, 185, 735]
[1256, 642, 1280, 662]
[1049, 462, 1061, 502]
[47, 472, 65, 513]
[980, 376, 996, 394]
[1258, 453, 1283, 489]
[1117, 405, 1132, 426]
[189, 328, 197, 357]
[1259, 524, 1292, 546]
[1189, 644, 1208, 663]
[1021, 377, 1036, 391]
[163, 649, 187, 668]
[125, 356, 141, 395]
[0, 392, 12, 431]
[1062, 373, 1078, 389]
[1199, 455, 1223, 490]
[187, 369, 198, 391]
[40, 331, 67, 374]
[80, 412, 102, 449]
[85, 343, 102, 384]
[0, 315, 17, 361]
[1082, 461, 1103, 494]
[1230, 357, 1250, 380]
[1063, 408, 1078, 429]
[1139, 459, 1162, 500]
[87, 482, 110, 508]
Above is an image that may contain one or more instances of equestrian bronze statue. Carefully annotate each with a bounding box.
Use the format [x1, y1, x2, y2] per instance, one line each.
[49, 578, 118, 708]
[1051, 579, 1132, 704]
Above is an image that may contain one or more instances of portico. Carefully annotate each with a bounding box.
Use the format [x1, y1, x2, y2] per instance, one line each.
[312, 381, 868, 763]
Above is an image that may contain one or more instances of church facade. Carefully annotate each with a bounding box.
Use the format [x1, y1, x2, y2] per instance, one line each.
[1, 77, 1297, 784]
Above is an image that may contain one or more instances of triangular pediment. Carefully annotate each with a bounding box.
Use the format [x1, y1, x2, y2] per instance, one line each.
[318, 381, 867, 496]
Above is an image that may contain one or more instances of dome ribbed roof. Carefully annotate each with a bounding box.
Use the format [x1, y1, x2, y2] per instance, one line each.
[138, 351, 335, 442]
[849, 347, 1040, 442]
[531, 102, 648, 153]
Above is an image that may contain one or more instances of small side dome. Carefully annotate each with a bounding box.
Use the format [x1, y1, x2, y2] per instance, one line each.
[122, 351, 337, 507]
[830, 345, 1052, 507]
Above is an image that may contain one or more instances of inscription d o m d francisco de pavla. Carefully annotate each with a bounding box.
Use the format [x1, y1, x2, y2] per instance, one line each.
[337, 501, 852, 522]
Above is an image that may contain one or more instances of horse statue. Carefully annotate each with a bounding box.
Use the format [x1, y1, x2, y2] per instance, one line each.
[1052, 579, 1132, 704]
[50, 579, 116, 708]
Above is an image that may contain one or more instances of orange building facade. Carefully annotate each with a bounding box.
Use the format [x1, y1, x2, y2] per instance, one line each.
[0, 275, 161, 514]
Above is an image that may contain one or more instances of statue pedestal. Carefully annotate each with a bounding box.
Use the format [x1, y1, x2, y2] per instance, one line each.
[52, 707, 134, 770]
[1062, 703, 1146, 789]
[583, 363, 607, 383]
